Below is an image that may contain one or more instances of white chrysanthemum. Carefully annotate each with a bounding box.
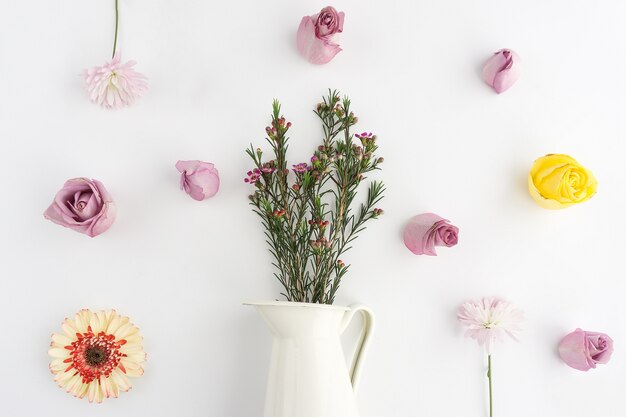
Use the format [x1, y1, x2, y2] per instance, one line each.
[84, 53, 147, 110]
[48, 309, 146, 403]
[457, 297, 524, 353]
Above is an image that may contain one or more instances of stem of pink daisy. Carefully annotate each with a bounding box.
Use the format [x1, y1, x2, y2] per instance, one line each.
[487, 354, 493, 417]
[112, 0, 119, 58]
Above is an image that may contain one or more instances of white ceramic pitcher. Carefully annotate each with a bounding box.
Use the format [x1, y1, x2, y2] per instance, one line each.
[247, 301, 374, 417]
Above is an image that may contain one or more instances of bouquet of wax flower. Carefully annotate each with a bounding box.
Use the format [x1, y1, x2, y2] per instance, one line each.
[245, 90, 384, 304]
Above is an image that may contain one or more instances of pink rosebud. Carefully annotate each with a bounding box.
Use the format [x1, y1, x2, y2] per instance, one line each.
[403, 213, 458, 256]
[44, 178, 116, 237]
[482, 49, 521, 94]
[558, 329, 614, 371]
[296, 6, 345, 65]
[315, 6, 344, 38]
[176, 160, 220, 201]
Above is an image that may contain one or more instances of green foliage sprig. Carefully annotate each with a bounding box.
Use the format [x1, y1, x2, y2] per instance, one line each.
[245, 90, 384, 304]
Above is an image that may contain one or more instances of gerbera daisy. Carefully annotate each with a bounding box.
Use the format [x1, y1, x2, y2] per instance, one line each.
[48, 309, 146, 403]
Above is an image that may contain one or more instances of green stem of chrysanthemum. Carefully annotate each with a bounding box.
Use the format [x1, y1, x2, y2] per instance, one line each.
[487, 354, 493, 417]
[112, 0, 119, 58]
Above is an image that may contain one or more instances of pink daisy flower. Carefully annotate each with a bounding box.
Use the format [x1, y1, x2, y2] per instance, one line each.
[84, 52, 147, 110]
[457, 297, 524, 353]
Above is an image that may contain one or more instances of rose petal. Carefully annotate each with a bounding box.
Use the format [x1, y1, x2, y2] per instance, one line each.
[184, 179, 207, 201]
[296, 17, 342, 65]
[86, 202, 116, 237]
[176, 160, 215, 174]
[195, 169, 220, 199]
[558, 329, 594, 371]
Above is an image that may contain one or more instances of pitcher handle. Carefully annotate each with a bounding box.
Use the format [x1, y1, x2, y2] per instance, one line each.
[340, 304, 375, 393]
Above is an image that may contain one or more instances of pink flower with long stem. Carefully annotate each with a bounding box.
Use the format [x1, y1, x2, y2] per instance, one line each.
[457, 297, 524, 417]
[84, 0, 147, 109]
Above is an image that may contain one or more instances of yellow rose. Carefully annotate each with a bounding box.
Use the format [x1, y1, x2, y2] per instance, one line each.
[528, 154, 597, 209]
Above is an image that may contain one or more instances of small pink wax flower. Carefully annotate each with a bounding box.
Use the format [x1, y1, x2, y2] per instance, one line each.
[558, 329, 614, 371]
[44, 178, 116, 237]
[244, 169, 261, 185]
[403, 213, 458, 256]
[84, 52, 148, 109]
[292, 163, 312, 173]
[176, 161, 220, 201]
[296, 6, 345, 65]
[482, 49, 521, 94]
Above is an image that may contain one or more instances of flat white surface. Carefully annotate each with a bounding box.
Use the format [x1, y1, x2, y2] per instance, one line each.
[1, 1, 625, 416]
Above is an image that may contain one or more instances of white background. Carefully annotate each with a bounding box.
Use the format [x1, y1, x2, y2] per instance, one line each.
[1, 0, 625, 416]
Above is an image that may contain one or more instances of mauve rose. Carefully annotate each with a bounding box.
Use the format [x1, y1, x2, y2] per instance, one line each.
[403, 213, 459, 256]
[558, 328, 614, 371]
[44, 178, 116, 237]
[482, 49, 521, 94]
[297, 6, 345, 65]
[315, 6, 344, 38]
[176, 160, 220, 201]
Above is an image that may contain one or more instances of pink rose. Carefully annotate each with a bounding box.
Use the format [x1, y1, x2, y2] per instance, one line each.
[297, 6, 345, 65]
[558, 328, 614, 371]
[403, 213, 459, 256]
[315, 6, 344, 38]
[44, 178, 116, 237]
[482, 49, 521, 94]
[176, 160, 220, 201]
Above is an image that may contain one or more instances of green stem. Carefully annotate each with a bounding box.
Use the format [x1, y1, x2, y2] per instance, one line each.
[487, 354, 493, 417]
[112, 0, 119, 58]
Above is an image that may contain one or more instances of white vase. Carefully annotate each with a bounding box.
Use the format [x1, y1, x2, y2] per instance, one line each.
[246, 301, 374, 417]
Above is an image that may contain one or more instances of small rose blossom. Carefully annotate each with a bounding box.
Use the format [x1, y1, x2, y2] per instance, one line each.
[315, 6, 343, 38]
[176, 160, 220, 201]
[558, 329, 614, 371]
[403, 213, 458, 256]
[44, 178, 116, 237]
[482, 49, 521, 94]
[528, 154, 597, 209]
[296, 6, 345, 65]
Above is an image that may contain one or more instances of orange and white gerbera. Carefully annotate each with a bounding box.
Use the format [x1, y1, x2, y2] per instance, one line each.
[48, 309, 146, 403]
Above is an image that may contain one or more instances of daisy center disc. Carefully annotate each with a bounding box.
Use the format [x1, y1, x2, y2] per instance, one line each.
[65, 326, 127, 383]
[85, 346, 107, 366]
